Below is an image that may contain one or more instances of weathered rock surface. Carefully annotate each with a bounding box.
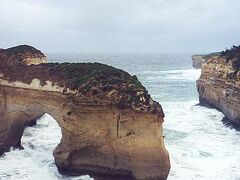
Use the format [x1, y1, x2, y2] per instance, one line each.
[0, 45, 170, 180]
[197, 46, 240, 126]
[192, 52, 220, 69]
[192, 55, 206, 69]
[0, 45, 47, 65]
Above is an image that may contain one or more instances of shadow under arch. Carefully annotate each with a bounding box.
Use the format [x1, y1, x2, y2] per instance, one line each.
[0, 103, 63, 154]
[0, 112, 92, 179]
[22, 113, 93, 179]
[0, 85, 76, 171]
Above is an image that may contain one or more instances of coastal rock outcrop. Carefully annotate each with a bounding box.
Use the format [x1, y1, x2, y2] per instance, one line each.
[0, 45, 170, 180]
[192, 55, 206, 69]
[0, 45, 47, 65]
[197, 46, 240, 126]
[192, 52, 220, 69]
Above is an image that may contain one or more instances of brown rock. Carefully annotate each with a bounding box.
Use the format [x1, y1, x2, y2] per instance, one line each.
[0, 45, 170, 180]
[192, 52, 221, 69]
[197, 55, 240, 125]
[192, 55, 206, 69]
[0, 45, 47, 65]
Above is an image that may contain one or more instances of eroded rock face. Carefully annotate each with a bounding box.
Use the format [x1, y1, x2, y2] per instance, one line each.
[0, 45, 170, 180]
[192, 55, 206, 69]
[197, 48, 240, 125]
[192, 52, 221, 69]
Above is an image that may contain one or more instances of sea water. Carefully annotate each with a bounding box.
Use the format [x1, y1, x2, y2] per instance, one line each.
[0, 53, 240, 180]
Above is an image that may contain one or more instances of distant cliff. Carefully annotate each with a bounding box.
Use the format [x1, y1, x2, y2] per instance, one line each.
[0, 45, 170, 180]
[192, 55, 205, 69]
[197, 45, 240, 126]
[192, 52, 220, 69]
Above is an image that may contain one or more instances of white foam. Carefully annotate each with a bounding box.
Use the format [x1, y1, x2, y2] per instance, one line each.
[163, 100, 240, 180]
[0, 114, 93, 180]
[142, 69, 201, 82]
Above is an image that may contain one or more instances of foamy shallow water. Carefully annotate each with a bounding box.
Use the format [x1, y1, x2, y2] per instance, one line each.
[0, 114, 93, 180]
[164, 101, 240, 180]
[142, 68, 201, 82]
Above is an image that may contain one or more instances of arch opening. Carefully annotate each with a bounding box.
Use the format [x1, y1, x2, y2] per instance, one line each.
[0, 113, 93, 180]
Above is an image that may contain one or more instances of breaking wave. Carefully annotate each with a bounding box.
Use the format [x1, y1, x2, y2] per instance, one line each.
[142, 68, 201, 82]
[163, 101, 240, 180]
[0, 114, 92, 180]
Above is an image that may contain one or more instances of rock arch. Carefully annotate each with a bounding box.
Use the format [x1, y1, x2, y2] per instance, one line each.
[0, 84, 170, 180]
[0, 45, 170, 179]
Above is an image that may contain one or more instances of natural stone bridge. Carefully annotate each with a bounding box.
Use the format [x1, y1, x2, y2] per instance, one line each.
[0, 45, 170, 180]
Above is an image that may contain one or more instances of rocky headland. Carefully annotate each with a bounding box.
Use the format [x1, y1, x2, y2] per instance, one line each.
[192, 52, 220, 69]
[192, 55, 206, 69]
[0, 45, 170, 180]
[197, 45, 240, 126]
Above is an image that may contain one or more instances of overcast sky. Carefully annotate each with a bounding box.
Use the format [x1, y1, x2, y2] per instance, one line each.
[0, 0, 240, 53]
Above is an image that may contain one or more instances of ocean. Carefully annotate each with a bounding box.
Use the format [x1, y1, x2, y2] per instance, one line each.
[0, 53, 240, 180]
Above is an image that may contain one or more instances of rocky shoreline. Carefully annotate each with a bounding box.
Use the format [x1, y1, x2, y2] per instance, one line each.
[197, 46, 240, 126]
[0, 45, 170, 180]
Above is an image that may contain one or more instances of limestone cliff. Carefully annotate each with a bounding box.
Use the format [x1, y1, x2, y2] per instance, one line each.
[0, 45, 170, 180]
[192, 55, 206, 69]
[197, 46, 240, 126]
[192, 52, 220, 69]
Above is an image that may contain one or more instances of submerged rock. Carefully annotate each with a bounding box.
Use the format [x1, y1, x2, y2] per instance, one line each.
[197, 45, 240, 126]
[0, 45, 170, 180]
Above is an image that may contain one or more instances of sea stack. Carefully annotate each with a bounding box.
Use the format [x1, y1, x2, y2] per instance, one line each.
[0, 45, 170, 180]
[197, 45, 240, 126]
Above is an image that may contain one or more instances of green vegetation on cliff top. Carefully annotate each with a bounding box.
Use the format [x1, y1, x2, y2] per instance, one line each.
[194, 52, 221, 59]
[3, 45, 45, 57]
[0, 45, 162, 113]
[48, 62, 144, 89]
[0, 45, 158, 111]
[221, 45, 240, 71]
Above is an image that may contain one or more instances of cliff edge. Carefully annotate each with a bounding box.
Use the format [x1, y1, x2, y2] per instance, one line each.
[192, 52, 220, 69]
[197, 45, 240, 126]
[0, 45, 170, 180]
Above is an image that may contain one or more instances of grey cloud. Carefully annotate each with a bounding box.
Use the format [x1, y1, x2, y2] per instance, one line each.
[0, 0, 240, 53]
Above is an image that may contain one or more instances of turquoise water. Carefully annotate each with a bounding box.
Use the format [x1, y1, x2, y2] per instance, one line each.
[1, 53, 240, 180]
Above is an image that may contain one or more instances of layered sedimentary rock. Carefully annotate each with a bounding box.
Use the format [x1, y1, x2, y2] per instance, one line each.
[197, 46, 240, 125]
[0, 45, 170, 180]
